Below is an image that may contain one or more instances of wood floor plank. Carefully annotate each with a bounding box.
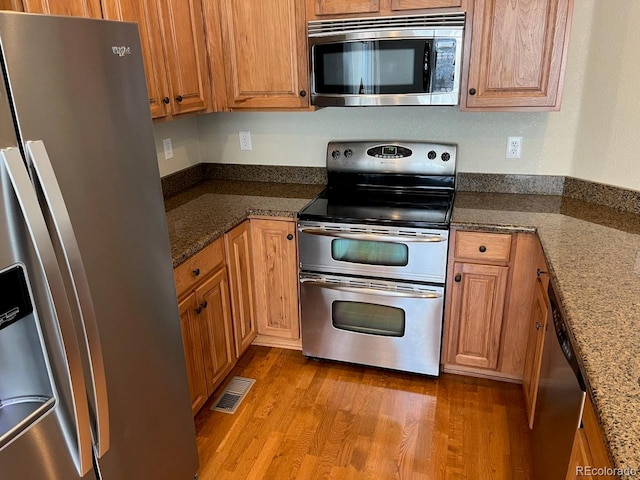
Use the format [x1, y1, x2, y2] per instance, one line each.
[195, 346, 533, 480]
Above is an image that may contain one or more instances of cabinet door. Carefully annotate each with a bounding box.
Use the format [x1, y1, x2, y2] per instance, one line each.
[391, 0, 461, 10]
[195, 268, 235, 396]
[219, 0, 309, 109]
[446, 262, 509, 369]
[463, 0, 574, 110]
[157, 0, 210, 115]
[522, 278, 549, 429]
[101, 0, 170, 118]
[21, 0, 102, 17]
[313, 0, 380, 15]
[225, 221, 257, 359]
[178, 293, 208, 415]
[250, 218, 300, 340]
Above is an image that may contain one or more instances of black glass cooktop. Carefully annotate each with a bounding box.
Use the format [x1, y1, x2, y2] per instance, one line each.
[298, 187, 454, 228]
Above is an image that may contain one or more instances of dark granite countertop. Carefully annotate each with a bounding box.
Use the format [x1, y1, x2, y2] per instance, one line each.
[453, 192, 640, 478]
[166, 181, 640, 477]
[165, 179, 323, 267]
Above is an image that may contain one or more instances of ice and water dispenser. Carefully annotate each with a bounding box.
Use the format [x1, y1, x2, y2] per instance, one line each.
[0, 264, 55, 447]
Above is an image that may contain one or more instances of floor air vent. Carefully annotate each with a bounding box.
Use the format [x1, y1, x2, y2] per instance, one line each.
[210, 376, 256, 414]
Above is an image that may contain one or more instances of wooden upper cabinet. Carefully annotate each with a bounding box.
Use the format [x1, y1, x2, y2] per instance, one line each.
[462, 0, 575, 110]
[21, 0, 102, 17]
[102, 0, 210, 118]
[218, 0, 309, 109]
[157, 0, 210, 115]
[101, 0, 170, 118]
[313, 0, 380, 16]
[391, 0, 461, 10]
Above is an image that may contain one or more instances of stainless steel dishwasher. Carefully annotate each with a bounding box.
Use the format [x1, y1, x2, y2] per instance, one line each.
[533, 284, 586, 480]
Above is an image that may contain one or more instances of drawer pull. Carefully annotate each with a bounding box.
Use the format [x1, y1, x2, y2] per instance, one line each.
[195, 306, 202, 314]
[200, 301, 208, 309]
[479, 245, 487, 252]
[287, 233, 294, 240]
[535, 322, 544, 330]
[192, 268, 200, 276]
[454, 274, 462, 282]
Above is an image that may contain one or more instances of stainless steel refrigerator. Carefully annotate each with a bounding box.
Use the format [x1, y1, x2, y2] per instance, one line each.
[0, 12, 198, 480]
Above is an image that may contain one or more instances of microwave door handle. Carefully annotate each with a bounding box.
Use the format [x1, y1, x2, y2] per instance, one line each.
[300, 278, 442, 299]
[298, 227, 446, 243]
[25, 140, 110, 458]
[423, 41, 431, 92]
[1, 147, 94, 476]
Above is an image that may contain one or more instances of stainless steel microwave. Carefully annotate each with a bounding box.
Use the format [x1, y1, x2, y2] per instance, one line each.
[308, 13, 464, 107]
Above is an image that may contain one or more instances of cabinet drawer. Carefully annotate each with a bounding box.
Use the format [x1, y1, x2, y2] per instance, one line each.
[174, 238, 225, 297]
[454, 231, 512, 263]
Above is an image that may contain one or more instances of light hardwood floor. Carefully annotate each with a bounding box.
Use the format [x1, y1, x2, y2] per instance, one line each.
[195, 346, 533, 480]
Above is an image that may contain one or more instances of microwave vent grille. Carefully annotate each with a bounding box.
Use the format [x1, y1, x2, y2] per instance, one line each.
[308, 13, 465, 37]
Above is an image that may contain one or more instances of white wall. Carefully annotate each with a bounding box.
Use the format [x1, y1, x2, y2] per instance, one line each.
[571, 0, 640, 190]
[152, 116, 201, 177]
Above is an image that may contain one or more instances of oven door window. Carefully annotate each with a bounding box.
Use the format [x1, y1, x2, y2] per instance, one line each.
[331, 238, 409, 266]
[313, 39, 428, 94]
[332, 301, 405, 337]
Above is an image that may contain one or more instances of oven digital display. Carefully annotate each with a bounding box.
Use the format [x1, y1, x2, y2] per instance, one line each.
[382, 146, 397, 156]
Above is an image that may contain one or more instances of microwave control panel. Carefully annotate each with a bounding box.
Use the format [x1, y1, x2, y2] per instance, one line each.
[432, 39, 457, 93]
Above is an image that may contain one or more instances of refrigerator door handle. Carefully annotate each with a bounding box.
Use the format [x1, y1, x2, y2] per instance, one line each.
[26, 140, 110, 457]
[1, 147, 94, 476]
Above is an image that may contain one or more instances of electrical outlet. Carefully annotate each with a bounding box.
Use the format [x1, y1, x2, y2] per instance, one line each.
[506, 136, 522, 159]
[163, 138, 173, 160]
[239, 131, 252, 151]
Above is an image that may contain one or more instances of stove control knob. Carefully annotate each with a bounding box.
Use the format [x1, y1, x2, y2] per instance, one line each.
[344, 149, 353, 158]
[331, 149, 341, 159]
[427, 150, 437, 160]
[441, 152, 451, 162]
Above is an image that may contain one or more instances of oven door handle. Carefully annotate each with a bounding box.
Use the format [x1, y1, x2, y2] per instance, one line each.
[300, 278, 443, 299]
[298, 227, 447, 243]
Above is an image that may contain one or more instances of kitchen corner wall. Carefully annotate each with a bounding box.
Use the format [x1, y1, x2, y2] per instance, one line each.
[153, 1, 640, 193]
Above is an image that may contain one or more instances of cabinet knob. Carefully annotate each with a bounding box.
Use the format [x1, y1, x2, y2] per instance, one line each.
[469, 88, 477, 95]
[537, 268, 548, 277]
[299, 90, 307, 97]
[200, 301, 208, 309]
[479, 245, 487, 253]
[535, 322, 544, 330]
[195, 306, 202, 314]
[454, 274, 462, 282]
[287, 233, 294, 240]
[192, 268, 200, 276]
[162, 97, 170, 104]
[176, 95, 183, 103]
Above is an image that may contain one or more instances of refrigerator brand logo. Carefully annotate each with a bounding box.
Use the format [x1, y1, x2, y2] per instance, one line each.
[112, 46, 131, 57]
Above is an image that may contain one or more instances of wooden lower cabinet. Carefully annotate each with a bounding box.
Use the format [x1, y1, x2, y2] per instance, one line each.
[250, 217, 301, 348]
[522, 276, 550, 429]
[446, 262, 509, 369]
[566, 395, 613, 480]
[178, 293, 208, 415]
[224, 221, 257, 358]
[443, 230, 545, 382]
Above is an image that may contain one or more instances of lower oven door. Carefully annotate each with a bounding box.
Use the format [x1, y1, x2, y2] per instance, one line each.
[298, 221, 449, 284]
[300, 273, 444, 376]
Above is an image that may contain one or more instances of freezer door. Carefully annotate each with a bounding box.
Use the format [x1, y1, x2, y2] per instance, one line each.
[1, 85, 94, 478]
[0, 12, 198, 479]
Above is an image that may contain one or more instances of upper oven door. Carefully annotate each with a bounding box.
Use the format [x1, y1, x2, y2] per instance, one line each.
[298, 221, 448, 284]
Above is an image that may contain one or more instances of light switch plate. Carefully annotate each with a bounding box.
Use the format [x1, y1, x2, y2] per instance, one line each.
[163, 138, 173, 160]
